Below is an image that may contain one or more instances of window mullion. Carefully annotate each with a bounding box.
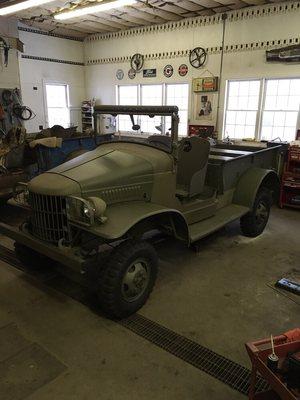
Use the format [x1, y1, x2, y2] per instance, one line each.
[256, 78, 265, 140]
[223, 80, 230, 138]
[137, 84, 141, 128]
[162, 83, 166, 134]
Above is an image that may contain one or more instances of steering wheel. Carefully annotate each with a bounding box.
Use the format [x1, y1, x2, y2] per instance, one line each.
[189, 47, 207, 69]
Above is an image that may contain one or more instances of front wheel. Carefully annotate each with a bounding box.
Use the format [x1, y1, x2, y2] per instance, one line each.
[240, 188, 272, 237]
[97, 240, 158, 319]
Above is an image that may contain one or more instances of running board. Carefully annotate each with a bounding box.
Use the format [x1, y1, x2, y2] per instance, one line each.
[189, 204, 249, 243]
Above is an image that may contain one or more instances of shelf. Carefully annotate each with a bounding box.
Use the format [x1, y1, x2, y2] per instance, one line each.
[81, 100, 94, 131]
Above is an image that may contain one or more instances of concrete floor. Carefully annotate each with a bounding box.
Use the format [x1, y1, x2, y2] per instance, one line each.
[0, 204, 299, 400]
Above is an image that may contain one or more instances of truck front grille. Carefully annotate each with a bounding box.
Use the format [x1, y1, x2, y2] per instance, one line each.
[29, 193, 71, 244]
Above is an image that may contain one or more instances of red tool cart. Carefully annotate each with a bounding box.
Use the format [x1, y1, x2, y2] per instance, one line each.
[279, 143, 300, 209]
[188, 124, 215, 138]
[245, 330, 300, 400]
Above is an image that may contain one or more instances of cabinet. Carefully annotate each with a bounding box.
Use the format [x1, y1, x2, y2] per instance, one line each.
[280, 144, 300, 209]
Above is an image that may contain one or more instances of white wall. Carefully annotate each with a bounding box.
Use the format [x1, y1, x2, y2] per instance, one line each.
[0, 17, 20, 89]
[18, 30, 86, 132]
[84, 1, 300, 137]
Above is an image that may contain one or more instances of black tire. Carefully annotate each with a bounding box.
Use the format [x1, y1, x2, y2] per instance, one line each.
[240, 188, 272, 237]
[97, 240, 158, 319]
[14, 242, 54, 270]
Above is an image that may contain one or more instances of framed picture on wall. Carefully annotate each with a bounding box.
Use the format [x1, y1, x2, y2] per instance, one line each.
[193, 92, 217, 123]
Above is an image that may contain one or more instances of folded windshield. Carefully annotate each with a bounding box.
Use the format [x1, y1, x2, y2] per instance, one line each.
[93, 105, 179, 154]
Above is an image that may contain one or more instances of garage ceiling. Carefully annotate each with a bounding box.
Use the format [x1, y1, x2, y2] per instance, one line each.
[1, 0, 292, 38]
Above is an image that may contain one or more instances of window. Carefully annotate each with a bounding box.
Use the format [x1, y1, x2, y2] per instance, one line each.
[224, 78, 300, 142]
[45, 84, 70, 128]
[117, 85, 138, 132]
[224, 80, 260, 139]
[117, 83, 189, 136]
[140, 85, 163, 134]
[261, 79, 300, 142]
[166, 83, 189, 136]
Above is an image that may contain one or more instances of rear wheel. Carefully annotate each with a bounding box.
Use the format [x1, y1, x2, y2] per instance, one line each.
[14, 242, 54, 270]
[240, 188, 272, 237]
[97, 240, 158, 319]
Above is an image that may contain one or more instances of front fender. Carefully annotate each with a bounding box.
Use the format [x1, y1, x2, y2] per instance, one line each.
[80, 200, 189, 241]
[233, 167, 279, 209]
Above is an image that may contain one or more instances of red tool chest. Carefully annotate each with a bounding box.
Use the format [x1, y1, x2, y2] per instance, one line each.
[280, 144, 300, 209]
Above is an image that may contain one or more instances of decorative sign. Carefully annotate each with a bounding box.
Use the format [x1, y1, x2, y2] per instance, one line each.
[192, 77, 218, 92]
[266, 44, 300, 63]
[128, 68, 136, 79]
[163, 64, 173, 78]
[130, 53, 144, 72]
[143, 68, 156, 78]
[178, 64, 188, 77]
[116, 69, 124, 80]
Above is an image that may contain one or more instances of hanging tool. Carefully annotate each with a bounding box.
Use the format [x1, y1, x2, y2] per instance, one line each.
[0, 37, 10, 67]
[0, 103, 6, 137]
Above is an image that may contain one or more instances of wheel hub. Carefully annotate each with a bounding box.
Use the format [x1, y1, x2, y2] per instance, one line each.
[255, 201, 268, 225]
[122, 260, 150, 302]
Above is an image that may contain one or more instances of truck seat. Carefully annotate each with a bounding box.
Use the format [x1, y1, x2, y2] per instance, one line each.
[176, 136, 210, 198]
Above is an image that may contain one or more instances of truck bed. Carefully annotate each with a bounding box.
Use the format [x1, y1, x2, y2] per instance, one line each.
[209, 143, 271, 164]
[206, 142, 286, 193]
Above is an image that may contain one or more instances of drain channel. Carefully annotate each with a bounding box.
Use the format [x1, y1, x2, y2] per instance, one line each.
[0, 244, 268, 396]
[120, 314, 268, 395]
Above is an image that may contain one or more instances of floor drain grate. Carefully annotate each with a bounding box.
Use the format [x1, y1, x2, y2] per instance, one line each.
[120, 315, 268, 395]
[0, 244, 268, 396]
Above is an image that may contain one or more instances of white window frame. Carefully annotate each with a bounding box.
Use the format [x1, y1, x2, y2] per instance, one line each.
[43, 80, 70, 128]
[260, 77, 300, 142]
[116, 82, 189, 137]
[223, 78, 263, 141]
[223, 77, 300, 142]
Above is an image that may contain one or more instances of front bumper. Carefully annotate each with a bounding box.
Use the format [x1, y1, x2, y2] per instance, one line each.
[0, 222, 86, 272]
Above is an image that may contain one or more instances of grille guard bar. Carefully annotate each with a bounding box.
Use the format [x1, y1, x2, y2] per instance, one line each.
[0, 222, 85, 272]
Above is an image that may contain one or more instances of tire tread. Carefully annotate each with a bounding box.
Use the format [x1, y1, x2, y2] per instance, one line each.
[240, 188, 272, 237]
[98, 240, 158, 319]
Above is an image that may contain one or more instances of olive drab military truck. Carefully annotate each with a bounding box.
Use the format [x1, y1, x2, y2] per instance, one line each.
[0, 105, 286, 318]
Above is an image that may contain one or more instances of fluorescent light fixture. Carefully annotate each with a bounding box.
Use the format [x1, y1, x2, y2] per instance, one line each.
[0, 0, 55, 16]
[54, 0, 137, 20]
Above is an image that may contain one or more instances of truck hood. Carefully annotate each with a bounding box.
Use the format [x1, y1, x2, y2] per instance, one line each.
[28, 173, 81, 196]
[28, 142, 173, 197]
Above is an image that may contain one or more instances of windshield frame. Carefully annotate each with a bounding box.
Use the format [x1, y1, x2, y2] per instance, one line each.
[93, 105, 179, 157]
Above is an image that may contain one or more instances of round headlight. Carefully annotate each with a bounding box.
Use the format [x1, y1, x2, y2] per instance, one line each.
[88, 197, 107, 218]
[83, 204, 91, 218]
